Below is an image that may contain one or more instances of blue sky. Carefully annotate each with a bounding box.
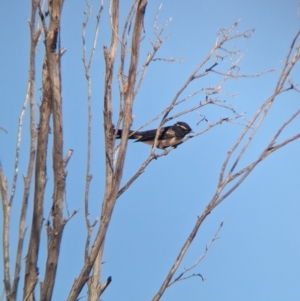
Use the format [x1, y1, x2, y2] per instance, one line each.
[1, 1, 300, 300]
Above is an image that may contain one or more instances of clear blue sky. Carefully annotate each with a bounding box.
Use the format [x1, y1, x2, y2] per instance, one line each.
[1, 1, 300, 300]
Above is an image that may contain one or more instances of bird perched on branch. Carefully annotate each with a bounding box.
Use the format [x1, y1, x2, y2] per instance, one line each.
[116, 121, 192, 149]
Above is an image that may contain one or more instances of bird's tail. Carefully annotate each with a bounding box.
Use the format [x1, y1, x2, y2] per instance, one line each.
[116, 129, 136, 139]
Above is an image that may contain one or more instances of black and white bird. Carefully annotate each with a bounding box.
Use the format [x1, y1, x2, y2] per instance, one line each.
[116, 121, 192, 149]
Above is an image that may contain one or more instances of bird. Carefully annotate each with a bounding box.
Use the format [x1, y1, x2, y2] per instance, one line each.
[116, 121, 192, 149]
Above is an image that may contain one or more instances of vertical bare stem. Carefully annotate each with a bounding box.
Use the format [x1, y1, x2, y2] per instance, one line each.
[40, 1, 66, 301]
[89, 0, 120, 298]
[81, 0, 105, 299]
[11, 3, 40, 299]
[0, 165, 12, 300]
[151, 209, 211, 301]
[67, 1, 147, 300]
[23, 2, 52, 299]
[82, 0, 94, 262]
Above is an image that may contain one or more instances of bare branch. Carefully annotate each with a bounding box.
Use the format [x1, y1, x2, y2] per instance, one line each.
[23, 0, 52, 299]
[140, 21, 253, 157]
[4, 2, 298, 300]
[151, 28, 300, 301]
[172, 273, 205, 283]
[9, 83, 30, 207]
[81, 1, 105, 299]
[151, 209, 212, 301]
[134, 4, 173, 97]
[67, 2, 148, 300]
[211, 67, 275, 78]
[217, 108, 300, 206]
[12, 1, 40, 297]
[0, 164, 12, 298]
[117, 154, 155, 198]
[220, 31, 300, 184]
[117, 21, 262, 199]
[40, 0, 68, 298]
[0, 127, 8, 134]
[82, 0, 94, 263]
[63, 149, 73, 168]
[64, 209, 80, 224]
[169, 221, 223, 287]
[82, 0, 104, 72]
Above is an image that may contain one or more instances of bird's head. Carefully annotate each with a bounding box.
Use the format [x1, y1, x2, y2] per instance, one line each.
[175, 121, 192, 135]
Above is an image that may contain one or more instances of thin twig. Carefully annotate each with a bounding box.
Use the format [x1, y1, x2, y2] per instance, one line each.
[169, 221, 224, 287]
[9, 83, 30, 206]
[12, 3, 40, 296]
[151, 27, 300, 301]
[0, 163, 12, 297]
[81, 1, 104, 298]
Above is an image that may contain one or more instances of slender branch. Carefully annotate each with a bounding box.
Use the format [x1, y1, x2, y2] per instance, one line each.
[151, 209, 211, 301]
[67, 2, 148, 300]
[0, 164, 12, 299]
[40, 1, 67, 300]
[64, 209, 80, 223]
[81, 1, 105, 299]
[151, 29, 300, 301]
[23, 3, 52, 299]
[211, 68, 275, 78]
[162, 20, 244, 121]
[146, 21, 252, 156]
[9, 85, 30, 207]
[134, 4, 172, 97]
[220, 32, 300, 183]
[169, 221, 224, 287]
[215, 109, 300, 208]
[12, 2, 40, 298]
[63, 149, 73, 167]
[82, 0, 94, 261]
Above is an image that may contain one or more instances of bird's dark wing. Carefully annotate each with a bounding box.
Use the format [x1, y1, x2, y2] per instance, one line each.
[135, 126, 173, 142]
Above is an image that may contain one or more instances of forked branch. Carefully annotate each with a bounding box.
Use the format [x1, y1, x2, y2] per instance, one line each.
[151, 29, 300, 301]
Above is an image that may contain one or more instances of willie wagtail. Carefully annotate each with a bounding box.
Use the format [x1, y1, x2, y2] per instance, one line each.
[116, 121, 192, 149]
